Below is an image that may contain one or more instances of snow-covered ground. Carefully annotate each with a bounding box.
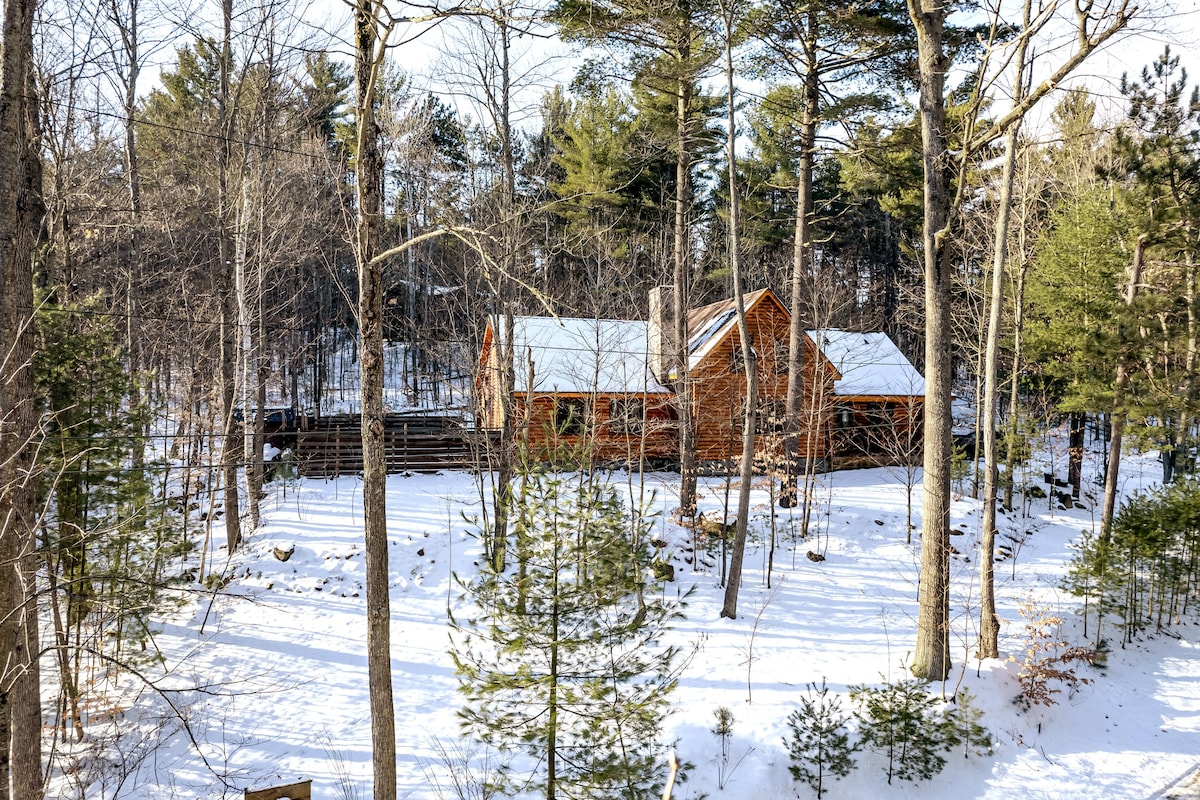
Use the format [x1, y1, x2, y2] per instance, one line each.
[51, 457, 1200, 799]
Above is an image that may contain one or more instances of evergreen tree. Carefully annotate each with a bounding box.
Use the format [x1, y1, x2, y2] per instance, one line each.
[547, 83, 652, 314]
[1065, 478, 1200, 645]
[1024, 186, 1140, 417]
[946, 690, 993, 759]
[1115, 48, 1200, 481]
[299, 51, 353, 149]
[453, 471, 685, 799]
[850, 673, 956, 784]
[34, 291, 191, 739]
[784, 679, 857, 797]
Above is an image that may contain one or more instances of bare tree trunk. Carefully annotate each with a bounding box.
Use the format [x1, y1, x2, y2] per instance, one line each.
[1099, 234, 1147, 542]
[355, 2, 397, 796]
[237, 169, 260, 529]
[979, 122, 1022, 660]
[217, 0, 242, 552]
[675, 80, 697, 521]
[908, 0, 953, 681]
[0, 0, 44, 791]
[492, 16, 517, 572]
[1173, 252, 1197, 484]
[110, 0, 145, 468]
[1003, 249, 1028, 511]
[720, 4, 758, 619]
[783, 7, 817, 509]
[978, 4, 1037, 655]
[254, 177, 267, 518]
[1068, 412, 1084, 495]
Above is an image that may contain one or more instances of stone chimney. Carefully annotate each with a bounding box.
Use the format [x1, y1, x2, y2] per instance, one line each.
[648, 285, 677, 384]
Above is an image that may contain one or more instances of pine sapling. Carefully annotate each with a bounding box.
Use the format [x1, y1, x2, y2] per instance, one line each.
[946, 690, 993, 759]
[712, 705, 734, 788]
[710, 705, 754, 789]
[784, 679, 857, 797]
[850, 672, 955, 784]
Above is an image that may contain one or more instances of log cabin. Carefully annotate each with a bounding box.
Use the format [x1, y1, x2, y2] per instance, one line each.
[475, 287, 925, 469]
[813, 330, 927, 468]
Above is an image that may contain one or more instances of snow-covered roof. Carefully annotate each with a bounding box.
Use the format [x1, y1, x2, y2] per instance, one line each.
[809, 329, 925, 398]
[497, 316, 671, 395]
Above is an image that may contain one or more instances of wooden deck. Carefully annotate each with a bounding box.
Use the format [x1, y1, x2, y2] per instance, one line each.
[294, 413, 481, 477]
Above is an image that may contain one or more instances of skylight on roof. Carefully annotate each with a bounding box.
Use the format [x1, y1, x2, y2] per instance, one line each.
[688, 309, 736, 354]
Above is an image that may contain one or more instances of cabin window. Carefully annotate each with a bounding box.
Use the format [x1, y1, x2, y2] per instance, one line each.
[609, 398, 645, 435]
[555, 398, 588, 436]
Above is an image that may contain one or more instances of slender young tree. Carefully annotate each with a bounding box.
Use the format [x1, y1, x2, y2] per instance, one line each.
[975, 0, 1135, 662]
[355, 1, 398, 796]
[101, 0, 148, 470]
[1099, 235, 1147, 540]
[440, 0, 553, 569]
[978, 2, 1033, 662]
[454, 472, 684, 799]
[216, 0, 243, 553]
[750, 0, 909, 506]
[718, 0, 758, 620]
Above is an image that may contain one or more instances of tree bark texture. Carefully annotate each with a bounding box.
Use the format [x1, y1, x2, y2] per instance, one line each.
[355, 2, 397, 797]
[908, 0, 953, 681]
[0, 0, 45, 793]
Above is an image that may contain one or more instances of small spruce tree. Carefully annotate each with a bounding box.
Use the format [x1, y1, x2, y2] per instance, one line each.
[453, 470, 685, 799]
[784, 679, 857, 797]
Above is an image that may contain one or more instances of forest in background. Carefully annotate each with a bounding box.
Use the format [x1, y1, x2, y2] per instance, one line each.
[4, 0, 1200, 794]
